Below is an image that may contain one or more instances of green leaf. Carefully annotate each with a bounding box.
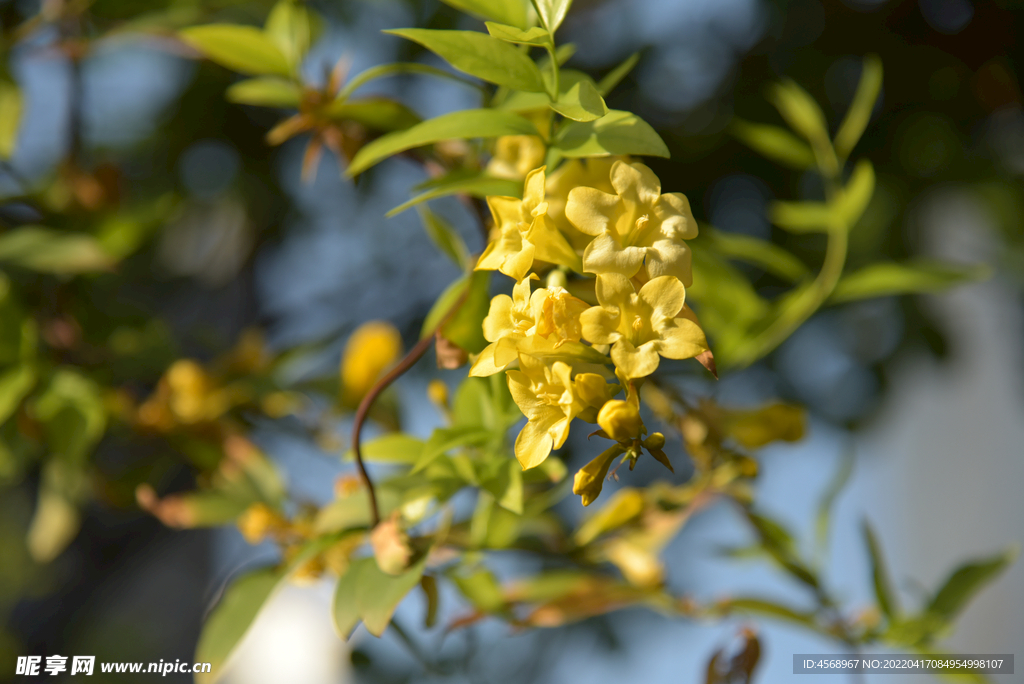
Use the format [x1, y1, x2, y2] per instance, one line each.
[438, 0, 529, 29]
[768, 79, 829, 146]
[532, 0, 572, 33]
[597, 52, 639, 96]
[834, 54, 883, 160]
[33, 369, 106, 466]
[719, 597, 818, 629]
[417, 207, 471, 270]
[926, 548, 1017, 621]
[0, 81, 23, 159]
[264, 0, 320, 69]
[344, 433, 425, 465]
[26, 460, 85, 563]
[555, 109, 669, 158]
[814, 448, 853, 560]
[830, 260, 990, 304]
[702, 228, 810, 283]
[347, 109, 537, 176]
[863, 519, 899, 619]
[729, 118, 816, 170]
[197, 537, 340, 682]
[746, 511, 819, 589]
[451, 567, 506, 613]
[225, 77, 302, 108]
[478, 457, 523, 514]
[420, 269, 492, 352]
[835, 159, 875, 229]
[326, 99, 421, 132]
[387, 174, 521, 218]
[385, 29, 546, 93]
[338, 62, 486, 101]
[196, 568, 280, 683]
[485, 22, 550, 46]
[0, 227, 114, 274]
[0, 365, 35, 425]
[550, 79, 608, 122]
[358, 555, 429, 636]
[414, 425, 493, 473]
[180, 25, 292, 77]
[769, 200, 836, 234]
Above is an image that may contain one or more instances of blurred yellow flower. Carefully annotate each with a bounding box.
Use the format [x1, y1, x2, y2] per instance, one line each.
[470, 277, 589, 376]
[341, 321, 402, 405]
[580, 274, 708, 379]
[507, 354, 611, 469]
[476, 167, 582, 281]
[565, 161, 698, 285]
[486, 135, 547, 180]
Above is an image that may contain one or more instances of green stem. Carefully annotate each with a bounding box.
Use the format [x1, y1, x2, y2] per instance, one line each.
[544, 42, 560, 101]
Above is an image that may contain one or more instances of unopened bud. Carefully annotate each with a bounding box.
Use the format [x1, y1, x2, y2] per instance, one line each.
[598, 399, 643, 442]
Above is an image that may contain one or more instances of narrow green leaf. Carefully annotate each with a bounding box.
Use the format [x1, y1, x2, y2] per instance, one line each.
[326, 99, 420, 132]
[347, 109, 537, 176]
[597, 52, 639, 96]
[358, 555, 429, 636]
[225, 77, 302, 108]
[550, 79, 608, 122]
[338, 62, 486, 101]
[332, 557, 367, 638]
[555, 109, 669, 158]
[344, 433, 425, 465]
[719, 597, 818, 629]
[730, 118, 816, 170]
[26, 461, 85, 563]
[196, 568, 280, 683]
[33, 369, 106, 466]
[768, 79, 829, 146]
[385, 29, 546, 93]
[0, 227, 114, 274]
[747, 511, 819, 589]
[485, 22, 550, 46]
[834, 54, 883, 160]
[451, 567, 506, 613]
[438, 0, 529, 29]
[863, 519, 899, 619]
[814, 448, 854, 560]
[0, 81, 23, 159]
[264, 0, 320, 69]
[702, 228, 810, 283]
[387, 174, 521, 218]
[532, 0, 572, 33]
[477, 457, 523, 514]
[418, 207, 471, 270]
[0, 364, 35, 425]
[829, 260, 990, 304]
[414, 425, 493, 473]
[180, 25, 292, 77]
[926, 548, 1017, 621]
[419, 268, 492, 352]
[769, 200, 836, 234]
[835, 159, 875, 229]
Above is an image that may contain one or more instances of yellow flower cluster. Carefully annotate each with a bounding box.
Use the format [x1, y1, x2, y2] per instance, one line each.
[473, 158, 712, 505]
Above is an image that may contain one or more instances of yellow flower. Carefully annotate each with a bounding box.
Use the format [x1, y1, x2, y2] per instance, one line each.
[470, 277, 590, 376]
[507, 354, 612, 469]
[597, 397, 644, 442]
[341, 320, 402, 405]
[545, 157, 623, 250]
[476, 167, 582, 281]
[580, 274, 709, 379]
[572, 444, 626, 506]
[486, 135, 547, 180]
[565, 161, 698, 285]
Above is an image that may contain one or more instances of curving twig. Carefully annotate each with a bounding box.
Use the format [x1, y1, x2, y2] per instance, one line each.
[351, 287, 470, 527]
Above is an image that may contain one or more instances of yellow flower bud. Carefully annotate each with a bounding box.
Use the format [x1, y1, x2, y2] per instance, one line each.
[572, 445, 625, 507]
[341, 321, 402, 405]
[426, 379, 449, 408]
[165, 359, 213, 423]
[237, 502, 285, 545]
[598, 399, 644, 442]
[643, 432, 666, 450]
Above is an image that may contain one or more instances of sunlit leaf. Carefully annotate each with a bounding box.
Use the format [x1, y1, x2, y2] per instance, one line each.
[926, 548, 1017, 622]
[835, 159, 875, 229]
[485, 22, 550, 46]
[326, 99, 421, 131]
[769, 200, 836, 234]
[0, 227, 114, 274]
[420, 269, 491, 353]
[226, 77, 302, 107]
[834, 54, 883, 160]
[730, 118, 816, 170]
[717, 597, 817, 629]
[180, 25, 292, 77]
[555, 109, 668, 158]
[0, 364, 35, 425]
[414, 425, 493, 472]
[768, 79, 829, 146]
[359, 555, 429, 635]
[451, 567, 506, 613]
[264, 0, 321, 69]
[347, 109, 537, 176]
[387, 174, 521, 218]
[830, 260, 990, 303]
[532, 0, 572, 33]
[385, 29, 546, 93]
[417, 207, 472, 270]
[814, 448, 854, 559]
[26, 461, 84, 563]
[700, 228, 810, 283]
[550, 79, 608, 122]
[344, 433, 425, 465]
[597, 52, 639, 96]
[438, 0, 529, 29]
[863, 519, 899, 619]
[0, 80, 23, 159]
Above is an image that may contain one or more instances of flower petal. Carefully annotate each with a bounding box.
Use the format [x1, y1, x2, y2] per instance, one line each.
[580, 305, 621, 346]
[638, 275, 685, 320]
[611, 339, 661, 379]
[654, 318, 709, 360]
[499, 239, 535, 282]
[582, 233, 645, 278]
[609, 161, 661, 206]
[469, 343, 504, 377]
[644, 239, 692, 287]
[528, 215, 583, 272]
[482, 294, 514, 342]
[515, 417, 555, 469]
[565, 187, 619, 236]
[654, 193, 698, 239]
[594, 272, 635, 307]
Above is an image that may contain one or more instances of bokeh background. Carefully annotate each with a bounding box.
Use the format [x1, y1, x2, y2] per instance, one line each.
[1, 0, 1022, 682]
